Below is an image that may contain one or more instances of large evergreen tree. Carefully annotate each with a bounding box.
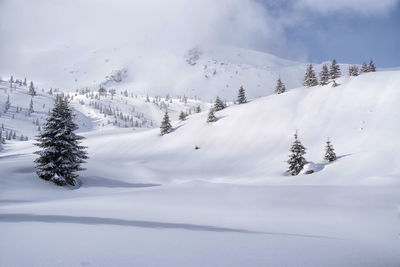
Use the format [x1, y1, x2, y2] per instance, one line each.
[237, 86, 247, 104]
[274, 78, 286, 94]
[319, 64, 330, 85]
[287, 132, 307, 176]
[324, 138, 337, 162]
[160, 111, 172, 135]
[303, 64, 318, 87]
[207, 108, 217, 123]
[214, 96, 226, 111]
[34, 97, 88, 186]
[329, 59, 341, 80]
[368, 59, 376, 72]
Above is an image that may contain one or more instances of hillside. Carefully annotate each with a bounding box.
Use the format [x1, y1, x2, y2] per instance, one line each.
[1, 68, 400, 267]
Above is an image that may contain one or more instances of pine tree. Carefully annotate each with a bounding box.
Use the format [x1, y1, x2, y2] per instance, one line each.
[329, 59, 341, 80]
[9, 75, 14, 84]
[207, 108, 217, 123]
[237, 86, 247, 104]
[319, 64, 330, 85]
[324, 138, 337, 162]
[23, 77, 27, 86]
[360, 62, 369, 73]
[34, 97, 88, 186]
[349, 65, 359, 76]
[4, 95, 10, 112]
[287, 131, 307, 176]
[28, 98, 34, 115]
[179, 111, 187, 121]
[196, 106, 201, 113]
[214, 96, 226, 111]
[29, 81, 36, 96]
[160, 111, 172, 135]
[303, 64, 318, 87]
[368, 59, 376, 72]
[275, 78, 286, 94]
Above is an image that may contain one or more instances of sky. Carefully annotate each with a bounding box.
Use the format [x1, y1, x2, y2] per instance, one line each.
[0, 0, 398, 81]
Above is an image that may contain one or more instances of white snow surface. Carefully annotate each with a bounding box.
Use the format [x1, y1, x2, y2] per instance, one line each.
[1, 61, 400, 266]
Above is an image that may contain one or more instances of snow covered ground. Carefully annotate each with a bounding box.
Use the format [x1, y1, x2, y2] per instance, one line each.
[1, 60, 400, 266]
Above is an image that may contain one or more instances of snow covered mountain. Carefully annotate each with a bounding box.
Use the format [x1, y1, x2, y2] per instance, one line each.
[4, 46, 353, 101]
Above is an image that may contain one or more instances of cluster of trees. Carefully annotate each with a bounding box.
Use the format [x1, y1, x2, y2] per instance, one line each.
[349, 60, 376, 77]
[8, 75, 36, 95]
[2, 94, 36, 117]
[287, 132, 337, 176]
[303, 59, 342, 87]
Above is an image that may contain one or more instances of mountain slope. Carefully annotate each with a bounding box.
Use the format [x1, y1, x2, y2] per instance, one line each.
[81, 70, 400, 185]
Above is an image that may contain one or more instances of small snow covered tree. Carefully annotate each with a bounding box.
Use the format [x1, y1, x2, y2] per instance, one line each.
[287, 131, 307, 176]
[349, 65, 359, 76]
[29, 81, 36, 96]
[275, 78, 286, 94]
[196, 106, 201, 113]
[23, 77, 27, 86]
[368, 59, 376, 72]
[329, 59, 341, 80]
[160, 111, 172, 135]
[360, 62, 369, 73]
[207, 108, 217, 123]
[214, 96, 226, 111]
[324, 138, 337, 162]
[319, 64, 330, 85]
[28, 98, 34, 116]
[34, 97, 88, 186]
[237, 86, 247, 104]
[303, 64, 318, 87]
[4, 95, 10, 113]
[179, 111, 187, 121]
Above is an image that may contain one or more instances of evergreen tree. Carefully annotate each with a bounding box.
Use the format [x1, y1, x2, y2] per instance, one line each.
[349, 65, 359, 76]
[34, 97, 88, 186]
[287, 131, 307, 176]
[160, 111, 172, 135]
[179, 111, 187, 121]
[319, 64, 330, 85]
[324, 138, 337, 162]
[196, 106, 201, 113]
[368, 59, 376, 72]
[274, 78, 286, 94]
[23, 77, 27, 86]
[28, 98, 34, 115]
[214, 96, 226, 111]
[29, 81, 36, 96]
[329, 59, 341, 79]
[303, 64, 318, 87]
[360, 62, 369, 73]
[9, 75, 14, 84]
[207, 108, 217, 123]
[4, 95, 10, 112]
[237, 86, 247, 104]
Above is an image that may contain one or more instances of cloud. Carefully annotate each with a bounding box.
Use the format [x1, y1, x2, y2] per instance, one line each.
[0, 0, 297, 86]
[294, 0, 399, 15]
